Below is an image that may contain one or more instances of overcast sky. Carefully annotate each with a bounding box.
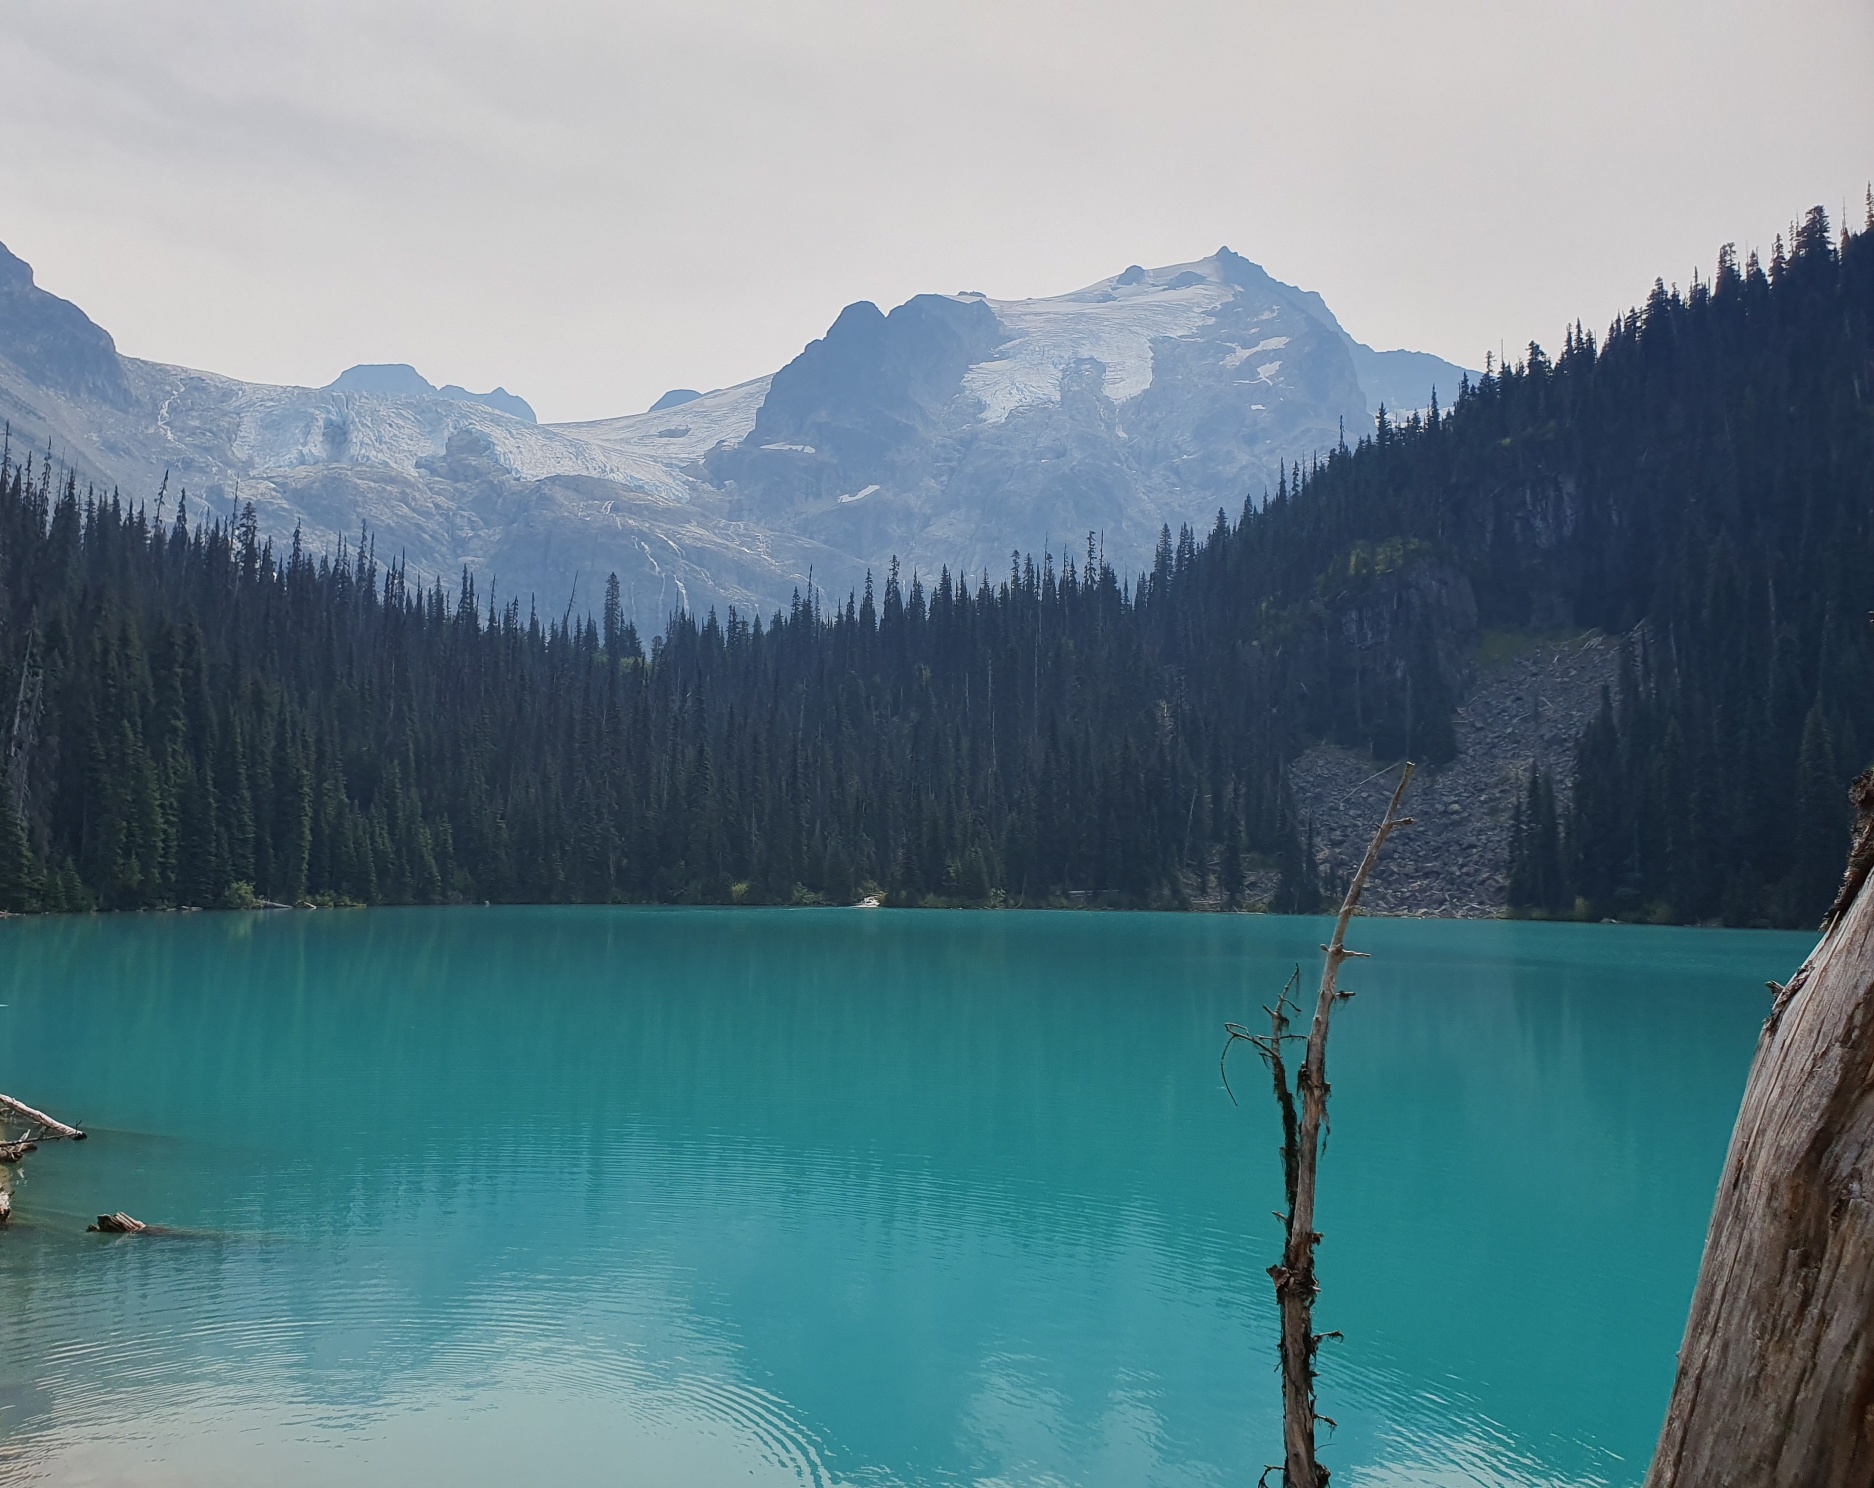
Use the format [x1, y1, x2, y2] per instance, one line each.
[2, 0, 1869, 423]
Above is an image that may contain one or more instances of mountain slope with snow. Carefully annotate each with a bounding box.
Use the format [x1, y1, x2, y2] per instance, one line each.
[0, 239, 1470, 617]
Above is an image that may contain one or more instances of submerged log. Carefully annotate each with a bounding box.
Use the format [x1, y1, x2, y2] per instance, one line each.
[1645, 767, 1874, 1485]
[0, 1092, 85, 1141]
[88, 1212, 147, 1234]
[0, 1137, 37, 1163]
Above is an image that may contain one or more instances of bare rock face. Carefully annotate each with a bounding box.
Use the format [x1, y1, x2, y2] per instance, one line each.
[1644, 773, 1874, 1485]
[1289, 631, 1624, 916]
[0, 241, 132, 409]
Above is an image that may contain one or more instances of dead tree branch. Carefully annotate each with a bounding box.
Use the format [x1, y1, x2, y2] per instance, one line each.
[1231, 761, 1414, 1487]
[1223, 967, 1304, 1212]
[6, 630, 44, 821]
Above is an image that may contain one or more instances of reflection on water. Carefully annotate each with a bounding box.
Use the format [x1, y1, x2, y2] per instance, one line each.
[0, 909, 1803, 1486]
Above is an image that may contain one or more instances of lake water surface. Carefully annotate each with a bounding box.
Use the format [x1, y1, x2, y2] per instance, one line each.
[0, 909, 1808, 1486]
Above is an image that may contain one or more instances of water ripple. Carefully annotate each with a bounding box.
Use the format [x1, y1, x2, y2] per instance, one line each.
[1, 907, 1788, 1485]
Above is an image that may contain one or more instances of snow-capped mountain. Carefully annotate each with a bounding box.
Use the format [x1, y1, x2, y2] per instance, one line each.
[0, 239, 1469, 620]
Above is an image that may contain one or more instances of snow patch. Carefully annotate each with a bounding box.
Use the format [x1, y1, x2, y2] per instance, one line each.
[838, 484, 880, 505]
[558, 377, 770, 466]
[216, 379, 694, 501]
[960, 260, 1233, 425]
[1222, 335, 1289, 368]
[148, 365, 778, 515]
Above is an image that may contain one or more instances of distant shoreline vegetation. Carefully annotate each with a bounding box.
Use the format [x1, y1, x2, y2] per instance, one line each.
[0, 464, 1323, 919]
[1, 204, 1868, 927]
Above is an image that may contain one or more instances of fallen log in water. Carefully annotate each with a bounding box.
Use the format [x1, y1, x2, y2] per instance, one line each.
[88, 1212, 147, 1234]
[0, 1138, 37, 1163]
[0, 1092, 85, 1141]
[0, 1188, 10, 1225]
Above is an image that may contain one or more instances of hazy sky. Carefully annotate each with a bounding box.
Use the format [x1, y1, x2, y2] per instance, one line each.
[2, 0, 1869, 423]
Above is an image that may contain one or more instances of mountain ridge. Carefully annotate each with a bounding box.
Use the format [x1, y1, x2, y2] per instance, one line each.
[0, 238, 1471, 617]
[326, 363, 537, 423]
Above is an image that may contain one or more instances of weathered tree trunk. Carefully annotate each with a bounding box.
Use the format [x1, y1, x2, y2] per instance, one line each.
[89, 1212, 147, 1234]
[0, 1137, 36, 1163]
[1646, 769, 1874, 1486]
[0, 1092, 84, 1141]
[0, 1186, 10, 1226]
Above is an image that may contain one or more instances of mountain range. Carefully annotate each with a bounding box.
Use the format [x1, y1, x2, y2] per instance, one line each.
[0, 238, 1469, 619]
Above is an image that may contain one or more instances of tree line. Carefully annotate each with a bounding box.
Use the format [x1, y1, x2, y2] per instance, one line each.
[1, 201, 1868, 923]
[0, 464, 1317, 913]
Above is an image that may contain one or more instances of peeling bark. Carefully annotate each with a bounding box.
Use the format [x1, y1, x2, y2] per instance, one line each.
[1646, 768, 1874, 1486]
[0, 1092, 84, 1141]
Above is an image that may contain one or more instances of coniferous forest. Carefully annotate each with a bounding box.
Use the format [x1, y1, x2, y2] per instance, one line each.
[0, 204, 1868, 924]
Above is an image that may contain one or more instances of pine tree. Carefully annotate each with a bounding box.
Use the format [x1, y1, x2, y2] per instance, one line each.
[0, 801, 42, 912]
[1792, 702, 1845, 924]
[1507, 764, 1566, 915]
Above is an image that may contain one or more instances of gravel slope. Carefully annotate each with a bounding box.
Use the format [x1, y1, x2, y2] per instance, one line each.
[1290, 631, 1626, 917]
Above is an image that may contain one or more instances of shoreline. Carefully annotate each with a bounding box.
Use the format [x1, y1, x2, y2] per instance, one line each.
[0, 900, 1786, 930]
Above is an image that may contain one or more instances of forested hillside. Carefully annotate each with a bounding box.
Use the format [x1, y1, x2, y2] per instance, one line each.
[1163, 202, 1873, 926]
[0, 204, 1868, 923]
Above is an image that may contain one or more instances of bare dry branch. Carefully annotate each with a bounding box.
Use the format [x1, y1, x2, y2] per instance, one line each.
[1257, 762, 1414, 1486]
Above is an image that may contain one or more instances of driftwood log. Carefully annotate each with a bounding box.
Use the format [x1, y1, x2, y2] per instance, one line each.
[88, 1212, 147, 1234]
[0, 1093, 86, 1231]
[0, 1092, 85, 1141]
[1645, 766, 1874, 1485]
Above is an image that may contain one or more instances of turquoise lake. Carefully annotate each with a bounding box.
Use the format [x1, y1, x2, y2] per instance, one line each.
[0, 909, 1809, 1486]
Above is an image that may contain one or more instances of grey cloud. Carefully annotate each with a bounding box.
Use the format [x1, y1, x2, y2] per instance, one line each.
[0, 0, 1868, 422]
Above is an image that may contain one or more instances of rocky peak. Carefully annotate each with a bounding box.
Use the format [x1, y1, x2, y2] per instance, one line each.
[0, 240, 132, 409]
